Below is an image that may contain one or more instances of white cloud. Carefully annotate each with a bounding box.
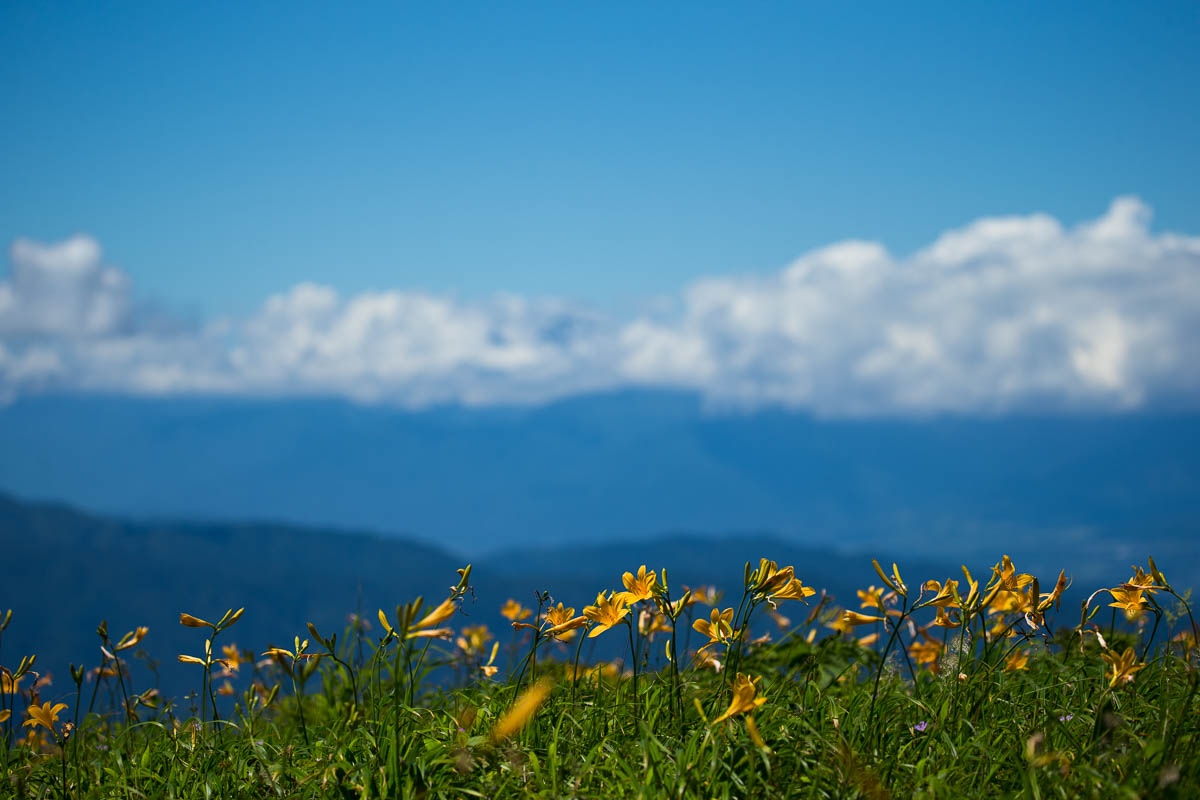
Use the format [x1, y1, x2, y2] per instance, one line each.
[2, 197, 1199, 415]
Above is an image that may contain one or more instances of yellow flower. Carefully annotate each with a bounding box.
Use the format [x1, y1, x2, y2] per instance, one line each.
[1005, 649, 1030, 671]
[456, 625, 492, 656]
[921, 580, 960, 609]
[582, 591, 630, 638]
[216, 681, 235, 696]
[839, 610, 885, 627]
[221, 644, 247, 671]
[618, 565, 658, 604]
[857, 631, 880, 647]
[769, 578, 816, 603]
[545, 615, 588, 640]
[1101, 647, 1145, 688]
[491, 678, 553, 742]
[753, 560, 794, 594]
[713, 673, 767, 723]
[1107, 586, 1150, 620]
[931, 607, 960, 628]
[407, 627, 454, 640]
[685, 585, 723, 606]
[115, 626, 150, 651]
[639, 610, 672, 638]
[480, 642, 500, 678]
[544, 603, 576, 629]
[413, 597, 458, 630]
[1125, 565, 1161, 592]
[909, 639, 942, 673]
[692, 607, 735, 651]
[179, 613, 213, 629]
[858, 586, 886, 611]
[0, 709, 9, 723]
[1037, 570, 1070, 612]
[500, 599, 532, 622]
[989, 556, 1035, 592]
[23, 701, 68, 733]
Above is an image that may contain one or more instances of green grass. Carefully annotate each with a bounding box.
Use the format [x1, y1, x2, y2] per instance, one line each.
[2, 558, 1198, 798]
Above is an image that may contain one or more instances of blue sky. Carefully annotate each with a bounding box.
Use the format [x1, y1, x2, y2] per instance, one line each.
[1, 2, 1198, 414]
[4, 1, 1198, 310]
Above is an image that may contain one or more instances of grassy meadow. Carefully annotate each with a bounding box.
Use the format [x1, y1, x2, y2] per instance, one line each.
[2, 555, 1198, 798]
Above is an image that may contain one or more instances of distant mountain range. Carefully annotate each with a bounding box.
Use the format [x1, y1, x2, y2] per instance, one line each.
[1, 390, 1197, 697]
[1, 391, 1197, 566]
[0, 489, 952, 699]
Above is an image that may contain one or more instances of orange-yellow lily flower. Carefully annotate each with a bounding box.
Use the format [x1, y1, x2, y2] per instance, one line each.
[1005, 649, 1030, 672]
[713, 673, 767, 723]
[1107, 586, 1150, 620]
[618, 565, 658, 604]
[414, 597, 458, 630]
[480, 642, 500, 678]
[500, 599, 532, 622]
[769, 578, 816, 603]
[858, 586, 886, 611]
[23, 701, 68, 733]
[491, 678, 553, 742]
[582, 591, 630, 638]
[693, 607, 735, 651]
[840, 610, 885, 627]
[1102, 647, 1145, 688]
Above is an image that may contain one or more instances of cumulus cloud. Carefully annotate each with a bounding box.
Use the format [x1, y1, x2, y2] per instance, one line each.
[2, 197, 1198, 414]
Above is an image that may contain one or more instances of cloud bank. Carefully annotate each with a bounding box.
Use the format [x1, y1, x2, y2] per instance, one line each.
[3, 197, 1198, 415]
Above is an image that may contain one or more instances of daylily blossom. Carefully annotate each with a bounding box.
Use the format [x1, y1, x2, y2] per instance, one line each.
[618, 565, 658, 604]
[909, 639, 942, 673]
[931, 607, 960, 628]
[713, 672, 767, 723]
[500, 599, 532, 622]
[480, 642, 500, 678]
[490, 678, 552, 742]
[1102, 647, 1145, 688]
[582, 591, 630, 638]
[1108, 586, 1151, 620]
[414, 597, 458, 630]
[456, 625, 492, 656]
[769, 577, 816, 603]
[115, 626, 149, 652]
[693, 607, 735, 651]
[858, 586, 886, 611]
[544, 603, 576, 630]
[921, 580, 960, 609]
[840, 610, 885, 627]
[1005, 650, 1030, 672]
[24, 701, 68, 733]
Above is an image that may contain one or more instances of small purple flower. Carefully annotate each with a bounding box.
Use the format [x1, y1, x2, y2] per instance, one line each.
[912, 721, 929, 733]
[96, 744, 109, 751]
[1058, 714, 1073, 722]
